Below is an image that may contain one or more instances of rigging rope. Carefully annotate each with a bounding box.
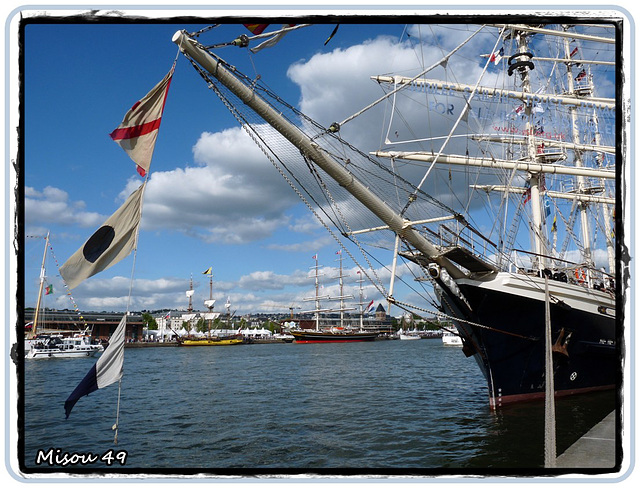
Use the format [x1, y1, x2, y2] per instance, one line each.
[400, 26, 508, 217]
[339, 24, 487, 129]
[391, 297, 539, 341]
[185, 53, 389, 297]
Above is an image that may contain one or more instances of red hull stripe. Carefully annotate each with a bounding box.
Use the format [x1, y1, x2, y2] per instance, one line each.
[490, 384, 615, 409]
[295, 339, 373, 343]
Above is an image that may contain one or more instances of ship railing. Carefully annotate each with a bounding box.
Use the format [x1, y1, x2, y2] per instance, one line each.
[509, 250, 615, 293]
[535, 145, 567, 164]
[430, 221, 499, 272]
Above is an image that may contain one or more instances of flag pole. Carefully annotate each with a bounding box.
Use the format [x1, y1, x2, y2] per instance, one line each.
[113, 379, 122, 444]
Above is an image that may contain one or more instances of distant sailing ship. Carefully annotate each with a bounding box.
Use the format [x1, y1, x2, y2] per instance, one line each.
[290, 253, 378, 343]
[173, 21, 619, 407]
[177, 271, 243, 346]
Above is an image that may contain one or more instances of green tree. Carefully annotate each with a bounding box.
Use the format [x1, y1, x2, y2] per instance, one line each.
[142, 312, 158, 330]
[196, 317, 208, 333]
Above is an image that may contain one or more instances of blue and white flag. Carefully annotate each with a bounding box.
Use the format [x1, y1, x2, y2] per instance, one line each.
[64, 315, 126, 418]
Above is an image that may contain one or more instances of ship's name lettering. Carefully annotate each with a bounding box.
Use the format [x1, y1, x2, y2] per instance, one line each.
[35, 448, 128, 466]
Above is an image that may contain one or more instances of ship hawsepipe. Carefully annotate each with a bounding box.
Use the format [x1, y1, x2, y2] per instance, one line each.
[438, 271, 616, 409]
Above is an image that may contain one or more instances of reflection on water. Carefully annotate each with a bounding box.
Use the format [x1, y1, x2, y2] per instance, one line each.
[465, 390, 616, 469]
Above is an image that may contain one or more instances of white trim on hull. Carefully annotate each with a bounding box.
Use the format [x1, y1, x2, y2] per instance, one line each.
[455, 271, 615, 318]
[439, 271, 616, 409]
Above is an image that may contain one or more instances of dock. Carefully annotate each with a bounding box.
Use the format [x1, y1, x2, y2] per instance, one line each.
[556, 410, 617, 469]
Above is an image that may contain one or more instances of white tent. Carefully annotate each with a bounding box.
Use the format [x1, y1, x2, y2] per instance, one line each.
[241, 328, 272, 338]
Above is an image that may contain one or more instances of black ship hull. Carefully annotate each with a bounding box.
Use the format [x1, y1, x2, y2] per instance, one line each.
[291, 330, 378, 343]
[439, 272, 617, 409]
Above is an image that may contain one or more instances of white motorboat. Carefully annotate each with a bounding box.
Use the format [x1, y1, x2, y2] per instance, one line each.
[442, 331, 463, 347]
[26, 334, 103, 359]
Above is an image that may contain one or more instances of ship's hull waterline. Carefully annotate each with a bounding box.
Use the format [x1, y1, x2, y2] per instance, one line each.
[440, 272, 616, 409]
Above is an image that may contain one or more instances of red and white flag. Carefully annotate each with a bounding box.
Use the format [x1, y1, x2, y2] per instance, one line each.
[109, 67, 174, 177]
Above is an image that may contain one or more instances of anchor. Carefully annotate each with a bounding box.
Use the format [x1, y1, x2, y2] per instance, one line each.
[552, 328, 572, 358]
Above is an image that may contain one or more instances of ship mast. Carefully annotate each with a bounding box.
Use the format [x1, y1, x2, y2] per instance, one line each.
[331, 251, 355, 328]
[562, 28, 594, 275]
[204, 269, 216, 337]
[511, 28, 547, 271]
[29, 232, 50, 339]
[592, 108, 616, 273]
[186, 274, 194, 312]
[357, 270, 365, 330]
[312, 255, 321, 331]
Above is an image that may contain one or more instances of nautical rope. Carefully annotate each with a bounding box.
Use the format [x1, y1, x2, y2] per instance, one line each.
[113, 379, 122, 445]
[401, 26, 507, 217]
[339, 24, 487, 129]
[187, 54, 391, 297]
[301, 152, 388, 294]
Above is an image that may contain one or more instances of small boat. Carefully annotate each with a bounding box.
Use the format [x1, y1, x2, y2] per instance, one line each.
[442, 331, 463, 347]
[399, 331, 421, 341]
[178, 336, 243, 346]
[25, 233, 102, 358]
[27, 333, 103, 359]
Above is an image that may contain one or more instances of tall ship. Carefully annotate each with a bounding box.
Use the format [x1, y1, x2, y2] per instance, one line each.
[291, 253, 378, 343]
[171, 20, 620, 407]
[178, 272, 243, 346]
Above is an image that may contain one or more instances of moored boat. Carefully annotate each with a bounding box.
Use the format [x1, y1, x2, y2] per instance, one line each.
[399, 330, 421, 340]
[290, 254, 379, 343]
[178, 336, 243, 346]
[27, 333, 103, 359]
[441, 331, 463, 347]
[290, 329, 378, 343]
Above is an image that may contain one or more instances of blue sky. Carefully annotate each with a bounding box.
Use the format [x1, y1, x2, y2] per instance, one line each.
[19, 14, 431, 316]
[14, 8, 623, 318]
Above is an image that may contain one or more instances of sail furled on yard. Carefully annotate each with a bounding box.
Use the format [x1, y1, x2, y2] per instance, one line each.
[109, 67, 174, 177]
[64, 315, 126, 418]
[59, 182, 146, 289]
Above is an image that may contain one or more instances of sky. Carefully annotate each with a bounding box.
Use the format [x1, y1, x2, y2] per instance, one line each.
[11, 6, 626, 319]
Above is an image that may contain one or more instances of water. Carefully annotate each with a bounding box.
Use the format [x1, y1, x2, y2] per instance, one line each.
[21, 339, 615, 474]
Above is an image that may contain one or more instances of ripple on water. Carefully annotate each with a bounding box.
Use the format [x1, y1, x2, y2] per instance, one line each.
[22, 340, 616, 472]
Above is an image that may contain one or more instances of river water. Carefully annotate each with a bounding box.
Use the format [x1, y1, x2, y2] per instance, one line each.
[20, 338, 616, 476]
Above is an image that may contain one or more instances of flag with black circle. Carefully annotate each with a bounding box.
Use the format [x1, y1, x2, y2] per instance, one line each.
[60, 182, 146, 289]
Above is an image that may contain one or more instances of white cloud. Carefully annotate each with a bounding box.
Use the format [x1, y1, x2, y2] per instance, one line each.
[125, 127, 302, 244]
[25, 185, 104, 230]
